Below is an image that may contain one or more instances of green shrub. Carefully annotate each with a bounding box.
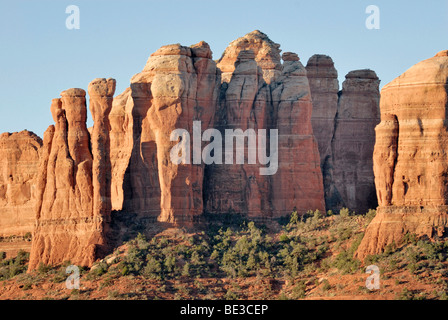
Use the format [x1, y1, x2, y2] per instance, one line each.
[397, 288, 413, 300]
[182, 262, 191, 277]
[224, 289, 239, 300]
[291, 281, 306, 299]
[37, 262, 51, 274]
[0, 250, 29, 280]
[144, 256, 162, 279]
[339, 208, 350, 218]
[403, 233, 418, 245]
[91, 262, 108, 277]
[321, 279, 331, 291]
[365, 209, 376, 223]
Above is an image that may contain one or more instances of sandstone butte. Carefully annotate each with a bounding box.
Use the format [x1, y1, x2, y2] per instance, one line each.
[0, 31, 382, 269]
[356, 50, 448, 260]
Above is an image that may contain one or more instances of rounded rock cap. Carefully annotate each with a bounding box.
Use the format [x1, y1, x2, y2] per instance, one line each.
[88, 78, 116, 97]
[383, 51, 448, 90]
[282, 52, 300, 62]
[190, 41, 212, 59]
[435, 50, 448, 57]
[345, 69, 378, 80]
[151, 44, 192, 57]
[60, 88, 86, 97]
[306, 54, 334, 67]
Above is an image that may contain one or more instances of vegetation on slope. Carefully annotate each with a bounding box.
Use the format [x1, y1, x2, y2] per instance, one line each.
[2, 208, 448, 300]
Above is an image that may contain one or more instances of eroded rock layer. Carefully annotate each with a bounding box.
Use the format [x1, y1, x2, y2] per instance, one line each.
[357, 51, 448, 259]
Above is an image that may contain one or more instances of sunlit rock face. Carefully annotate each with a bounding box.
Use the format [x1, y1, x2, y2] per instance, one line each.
[357, 51, 448, 260]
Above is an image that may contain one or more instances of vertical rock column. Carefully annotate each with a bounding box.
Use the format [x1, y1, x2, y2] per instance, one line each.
[29, 85, 114, 270]
[205, 49, 270, 218]
[132, 42, 219, 223]
[205, 31, 326, 219]
[128, 82, 156, 217]
[205, 30, 283, 219]
[331, 70, 380, 214]
[306, 55, 340, 210]
[88, 78, 116, 253]
[109, 87, 133, 211]
[270, 52, 325, 217]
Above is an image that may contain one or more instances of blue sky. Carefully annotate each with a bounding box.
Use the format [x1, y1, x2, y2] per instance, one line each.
[0, 0, 447, 137]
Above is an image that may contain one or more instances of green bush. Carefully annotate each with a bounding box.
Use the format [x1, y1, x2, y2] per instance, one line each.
[321, 279, 331, 291]
[365, 209, 376, 223]
[291, 281, 306, 299]
[0, 250, 29, 280]
[37, 262, 51, 274]
[339, 208, 350, 218]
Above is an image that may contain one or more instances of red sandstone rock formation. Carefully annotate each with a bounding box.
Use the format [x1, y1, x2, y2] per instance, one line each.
[356, 51, 448, 260]
[306, 55, 340, 210]
[270, 52, 325, 217]
[140, 42, 220, 223]
[331, 70, 380, 214]
[0, 131, 42, 237]
[205, 32, 325, 218]
[89, 78, 116, 219]
[0, 31, 384, 267]
[204, 49, 272, 218]
[109, 87, 133, 211]
[306, 59, 380, 215]
[110, 41, 220, 223]
[29, 82, 115, 269]
[217, 30, 282, 85]
[205, 31, 282, 219]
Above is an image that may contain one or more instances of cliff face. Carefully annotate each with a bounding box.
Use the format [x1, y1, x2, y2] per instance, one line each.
[331, 70, 380, 214]
[204, 31, 325, 219]
[306, 55, 340, 211]
[0, 131, 42, 239]
[306, 55, 381, 214]
[356, 51, 448, 259]
[204, 48, 272, 218]
[0, 31, 383, 268]
[270, 52, 325, 217]
[108, 41, 221, 224]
